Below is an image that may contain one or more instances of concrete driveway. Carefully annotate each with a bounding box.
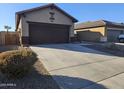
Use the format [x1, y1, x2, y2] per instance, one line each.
[30, 43, 124, 89]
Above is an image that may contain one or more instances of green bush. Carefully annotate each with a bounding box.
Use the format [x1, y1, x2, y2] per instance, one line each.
[0, 48, 37, 78]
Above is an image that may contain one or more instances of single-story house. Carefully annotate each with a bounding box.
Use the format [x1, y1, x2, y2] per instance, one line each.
[75, 20, 124, 42]
[16, 3, 78, 45]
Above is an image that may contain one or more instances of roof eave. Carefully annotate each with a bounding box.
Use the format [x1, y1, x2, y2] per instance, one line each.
[16, 3, 78, 24]
[53, 4, 78, 22]
[74, 25, 106, 30]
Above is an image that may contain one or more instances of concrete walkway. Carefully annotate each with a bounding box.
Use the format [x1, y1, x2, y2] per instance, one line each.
[30, 44, 124, 89]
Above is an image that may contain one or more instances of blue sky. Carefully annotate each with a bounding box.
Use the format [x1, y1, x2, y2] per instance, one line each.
[0, 3, 124, 31]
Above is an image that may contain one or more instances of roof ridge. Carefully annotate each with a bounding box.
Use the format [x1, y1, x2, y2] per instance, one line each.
[101, 20, 124, 26]
[16, 3, 78, 30]
[99, 19, 107, 25]
[75, 19, 124, 30]
[16, 3, 78, 22]
[16, 3, 54, 14]
[75, 19, 105, 25]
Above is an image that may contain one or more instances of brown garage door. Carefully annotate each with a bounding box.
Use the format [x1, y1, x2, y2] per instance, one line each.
[29, 22, 70, 45]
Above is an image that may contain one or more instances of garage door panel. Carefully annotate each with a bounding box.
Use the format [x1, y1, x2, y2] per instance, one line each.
[107, 30, 122, 42]
[29, 23, 69, 45]
[77, 31, 101, 42]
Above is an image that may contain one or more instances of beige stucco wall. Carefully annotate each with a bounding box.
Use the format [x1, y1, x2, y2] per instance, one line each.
[20, 7, 74, 37]
[17, 18, 22, 32]
[75, 26, 107, 42]
[17, 18, 23, 44]
[75, 26, 105, 36]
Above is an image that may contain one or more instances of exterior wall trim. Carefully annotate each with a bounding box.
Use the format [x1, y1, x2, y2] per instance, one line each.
[107, 27, 124, 31]
[75, 25, 105, 30]
[27, 21, 71, 26]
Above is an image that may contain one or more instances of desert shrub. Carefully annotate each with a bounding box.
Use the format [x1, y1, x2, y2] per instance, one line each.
[0, 48, 37, 78]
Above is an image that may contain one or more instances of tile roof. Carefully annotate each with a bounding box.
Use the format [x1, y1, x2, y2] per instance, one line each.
[75, 20, 124, 30]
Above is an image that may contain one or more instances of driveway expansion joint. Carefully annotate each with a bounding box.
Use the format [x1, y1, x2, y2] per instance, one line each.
[83, 71, 124, 88]
[49, 57, 118, 72]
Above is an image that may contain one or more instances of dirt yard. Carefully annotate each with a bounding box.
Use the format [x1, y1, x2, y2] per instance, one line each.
[0, 60, 59, 89]
[0, 46, 59, 89]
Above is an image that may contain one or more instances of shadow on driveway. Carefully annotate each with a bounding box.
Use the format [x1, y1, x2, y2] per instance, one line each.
[33, 43, 115, 57]
[52, 75, 107, 89]
[0, 63, 107, 89]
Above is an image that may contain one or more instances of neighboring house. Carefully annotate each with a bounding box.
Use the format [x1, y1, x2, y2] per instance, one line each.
[16, 4, 78, 45]
[75, 20, 124, 42]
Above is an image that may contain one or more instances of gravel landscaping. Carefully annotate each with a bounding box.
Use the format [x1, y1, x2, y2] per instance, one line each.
[81, 43, 124, 57]
[0, 47, 59, 89]
[0, 58, 59, 89]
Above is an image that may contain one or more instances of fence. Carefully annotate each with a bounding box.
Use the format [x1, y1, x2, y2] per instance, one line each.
[0, 31, 19, 45]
